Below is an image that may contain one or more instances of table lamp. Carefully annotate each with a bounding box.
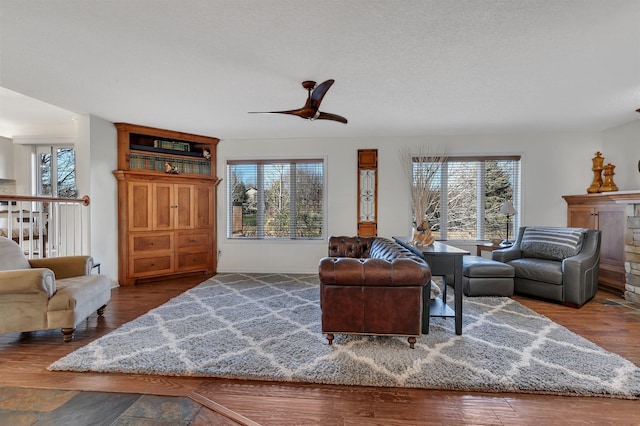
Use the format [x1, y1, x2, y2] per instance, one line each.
[499, 201, 517, 245]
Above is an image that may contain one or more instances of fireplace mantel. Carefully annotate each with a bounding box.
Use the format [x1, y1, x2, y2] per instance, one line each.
[562, 190, 640, 204]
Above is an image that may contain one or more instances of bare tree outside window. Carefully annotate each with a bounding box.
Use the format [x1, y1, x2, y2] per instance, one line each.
[39, 147, 77, 198]
[227, 159, 324, 239]
[414, 156, 520, 241]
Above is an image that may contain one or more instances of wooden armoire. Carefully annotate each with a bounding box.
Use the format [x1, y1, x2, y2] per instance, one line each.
[563, 191, 640, 294]
[113, 123, 220, 286]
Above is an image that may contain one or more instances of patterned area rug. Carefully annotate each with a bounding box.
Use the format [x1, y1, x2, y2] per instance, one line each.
[50, 273, 640, 399]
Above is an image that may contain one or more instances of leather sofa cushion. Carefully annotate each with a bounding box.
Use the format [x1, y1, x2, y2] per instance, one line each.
[369, 238, 417, 261]
[328, 236, 375, 258]
[326, 236, 424, 264]
[463, 256, 514, 278]
[509, 258, 563, 285]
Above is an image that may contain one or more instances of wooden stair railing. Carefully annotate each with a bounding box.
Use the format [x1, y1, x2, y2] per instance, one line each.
[0, 195, 90, 258]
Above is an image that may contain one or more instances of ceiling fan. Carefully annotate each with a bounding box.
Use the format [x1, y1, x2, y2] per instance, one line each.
[249, 79, 348, 124]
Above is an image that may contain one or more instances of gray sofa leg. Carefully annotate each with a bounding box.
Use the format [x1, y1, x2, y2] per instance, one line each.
[61, 327, 75, 343]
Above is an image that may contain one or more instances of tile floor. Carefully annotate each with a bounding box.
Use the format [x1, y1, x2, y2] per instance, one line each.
[598, 296, 640, 315]
[0, 386, 236, 425]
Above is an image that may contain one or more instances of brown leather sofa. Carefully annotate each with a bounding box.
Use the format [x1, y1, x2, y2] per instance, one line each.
[319, 236, 432, 348]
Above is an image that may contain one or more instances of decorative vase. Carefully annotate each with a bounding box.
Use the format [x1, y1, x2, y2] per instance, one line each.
[600, 163, 619, 192]
[587, 151, 604, 193]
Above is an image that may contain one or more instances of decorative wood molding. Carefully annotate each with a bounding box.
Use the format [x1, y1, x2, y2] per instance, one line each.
[357, 149, 378, 237]
[562, 191, 640, 205]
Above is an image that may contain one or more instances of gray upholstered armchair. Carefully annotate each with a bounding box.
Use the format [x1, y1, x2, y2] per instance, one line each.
[0, 237, 112, 341]
[492, 226, 601, 307]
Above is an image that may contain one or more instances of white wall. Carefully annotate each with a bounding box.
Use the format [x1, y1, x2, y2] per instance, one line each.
[9, 117, 634, 279]
[76, 114, 119, 284]
[11, 143, 33, 195]
[0, 137, 15, 180]
[601, 119, 640, 190]
[215, 131, 602, 274]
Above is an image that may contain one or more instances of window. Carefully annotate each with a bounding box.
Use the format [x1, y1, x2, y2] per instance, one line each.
[415, 156, 520, 241]
[227, 159, 325, 239]
[37, 146, 77, 198]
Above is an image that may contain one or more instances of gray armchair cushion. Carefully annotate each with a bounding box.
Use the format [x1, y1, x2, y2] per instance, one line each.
[509, 258, 563, 285]
[520, 226, 586, 261]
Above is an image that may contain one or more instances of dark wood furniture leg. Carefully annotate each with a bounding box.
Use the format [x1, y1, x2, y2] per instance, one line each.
[61, 327, 75, 343]
[454, 254, 463, 335]
[421, 284, 431, 334]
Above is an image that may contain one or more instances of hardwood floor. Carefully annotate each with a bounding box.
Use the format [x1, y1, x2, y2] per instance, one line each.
[1, 274, 639, 425]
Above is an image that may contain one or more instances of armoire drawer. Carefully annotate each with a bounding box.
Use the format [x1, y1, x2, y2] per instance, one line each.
[176, 251, 212, 272]
[129, 255, 174, 277]
[176, 231, 212, 250]
[129, 232, 174, 254]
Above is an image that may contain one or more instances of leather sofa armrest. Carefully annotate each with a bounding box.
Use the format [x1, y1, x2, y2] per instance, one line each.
[562, 230, 601, 306]
[29, 256, 94, 279]
[0, 268, 56, 297]
[491, 247, 522, 263]
[492, 226, 526, 263]
[319, 257, 366, 285]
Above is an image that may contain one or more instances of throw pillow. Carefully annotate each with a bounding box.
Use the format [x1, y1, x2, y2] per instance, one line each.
[521, 226, 587, 261]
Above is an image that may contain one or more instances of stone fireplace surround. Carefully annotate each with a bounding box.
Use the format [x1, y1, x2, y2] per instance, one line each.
[625, 201, 640, 305]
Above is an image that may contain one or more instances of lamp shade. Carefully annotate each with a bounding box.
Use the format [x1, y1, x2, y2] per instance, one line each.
[499, 201, 517, 215]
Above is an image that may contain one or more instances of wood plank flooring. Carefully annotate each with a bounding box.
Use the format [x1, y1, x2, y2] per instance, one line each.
[1, 274, 639, 425]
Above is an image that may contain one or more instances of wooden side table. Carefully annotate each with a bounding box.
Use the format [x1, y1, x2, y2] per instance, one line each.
[476, 243, 509, 257]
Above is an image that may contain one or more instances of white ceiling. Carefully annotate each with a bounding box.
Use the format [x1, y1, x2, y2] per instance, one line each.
[1, 0, 639, 141]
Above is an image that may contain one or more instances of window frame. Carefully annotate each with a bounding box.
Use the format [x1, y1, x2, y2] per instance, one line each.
[415, 155, 521, 242]
[226, 157, 327, 241]
[35, 145, 78, 198]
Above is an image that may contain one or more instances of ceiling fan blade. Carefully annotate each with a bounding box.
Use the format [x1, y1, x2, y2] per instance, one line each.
[316, 111, 348, 124]
[310, 79, 335, 109]
[248, 108, 307, 118]
[249, 79, 345, 124]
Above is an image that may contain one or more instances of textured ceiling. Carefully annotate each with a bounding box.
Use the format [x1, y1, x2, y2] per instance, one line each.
[1, 0, 639, 140]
